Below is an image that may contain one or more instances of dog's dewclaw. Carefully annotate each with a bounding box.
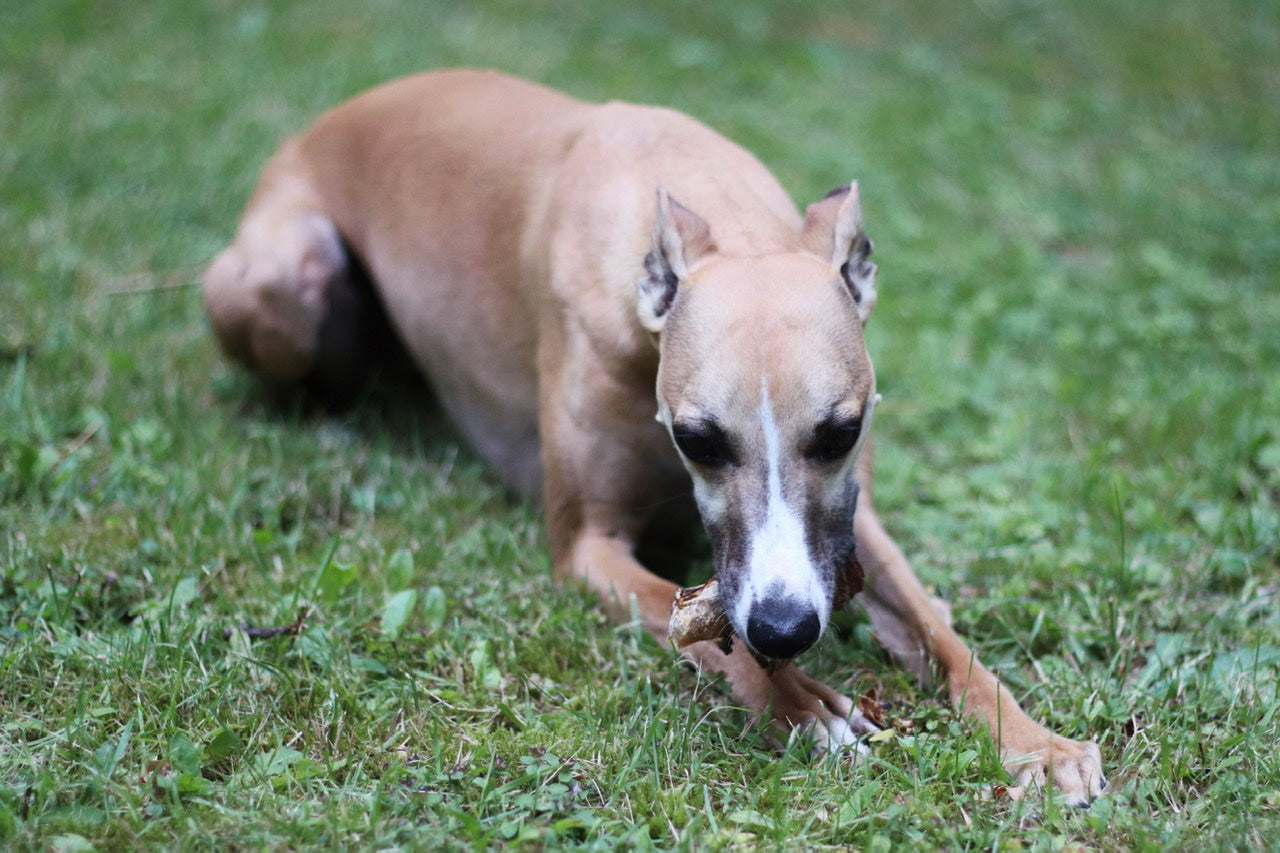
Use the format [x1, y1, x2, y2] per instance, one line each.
[668, 577, 734, 654]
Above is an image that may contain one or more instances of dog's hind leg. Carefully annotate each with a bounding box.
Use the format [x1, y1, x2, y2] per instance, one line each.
[203, 149, 381, 404]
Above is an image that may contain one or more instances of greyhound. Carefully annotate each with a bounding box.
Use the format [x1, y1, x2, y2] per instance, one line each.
[203, 69, 1105, 804]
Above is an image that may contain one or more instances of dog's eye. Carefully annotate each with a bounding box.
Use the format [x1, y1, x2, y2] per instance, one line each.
[673, 424, 735, 468]
[806, 419, 862, 462]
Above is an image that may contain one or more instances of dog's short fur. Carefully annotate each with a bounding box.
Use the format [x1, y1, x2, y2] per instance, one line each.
[204, 69, 1105, 803]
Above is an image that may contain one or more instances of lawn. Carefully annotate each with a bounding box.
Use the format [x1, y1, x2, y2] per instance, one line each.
[2, 0, 1278, 849]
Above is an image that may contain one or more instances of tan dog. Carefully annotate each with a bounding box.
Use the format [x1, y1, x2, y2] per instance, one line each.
[204, 69, 1105, 804]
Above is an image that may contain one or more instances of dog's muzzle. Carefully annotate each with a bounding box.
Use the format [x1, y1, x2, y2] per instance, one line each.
[745, 597, 822, 660]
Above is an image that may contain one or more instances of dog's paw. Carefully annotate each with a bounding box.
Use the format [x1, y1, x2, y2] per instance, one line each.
[804, 707, 880, 755]
[683, 642, 878, 755]
[1003, 735, 1106, 807]
[768, 664, 879, 755]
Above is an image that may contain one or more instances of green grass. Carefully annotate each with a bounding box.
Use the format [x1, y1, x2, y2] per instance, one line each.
[2, 0, 1278, 848]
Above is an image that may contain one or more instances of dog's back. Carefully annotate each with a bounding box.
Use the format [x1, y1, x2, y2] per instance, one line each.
[206, 69, 802, 495]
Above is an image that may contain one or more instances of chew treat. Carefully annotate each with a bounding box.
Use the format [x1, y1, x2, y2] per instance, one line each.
[667, 553, 865, 658]
[668, 577, 734, 653]
[833, 551, 865, 610]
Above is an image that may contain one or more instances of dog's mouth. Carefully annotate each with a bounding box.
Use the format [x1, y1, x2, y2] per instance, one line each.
[735, 549, 864, 661]
[669, 553, 862, 668]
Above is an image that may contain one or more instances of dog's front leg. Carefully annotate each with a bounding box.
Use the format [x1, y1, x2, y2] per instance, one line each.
[562, 530, 682, 638]
[853, 499, 1106, 805]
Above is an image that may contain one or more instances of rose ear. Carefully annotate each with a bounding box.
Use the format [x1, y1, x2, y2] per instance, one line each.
[637, 187, 716, 333]
[801, 182, 877, 324]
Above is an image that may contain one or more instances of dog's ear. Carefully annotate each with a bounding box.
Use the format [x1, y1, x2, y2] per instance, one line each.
[637, 188, 716, 333]
[801, 182, 877, 324]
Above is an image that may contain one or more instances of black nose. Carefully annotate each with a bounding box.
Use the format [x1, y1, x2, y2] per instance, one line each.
[745, 598, 821, 660]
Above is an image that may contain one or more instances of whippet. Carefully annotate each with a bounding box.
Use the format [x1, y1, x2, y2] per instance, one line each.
[203, 69, 1105, 804]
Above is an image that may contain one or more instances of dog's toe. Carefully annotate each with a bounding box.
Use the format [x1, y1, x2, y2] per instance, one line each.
[819, 718, 868, 755]
[1056, 740, 1107, 807]
[1006, 735, 1106, 806]
[809, 706, 879, 756]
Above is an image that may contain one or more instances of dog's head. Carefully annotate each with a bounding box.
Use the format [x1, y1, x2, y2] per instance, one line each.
[638, 184, 879, 661]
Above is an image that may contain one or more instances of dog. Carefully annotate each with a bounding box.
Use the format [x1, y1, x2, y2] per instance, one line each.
[203, 69, 1105, 804]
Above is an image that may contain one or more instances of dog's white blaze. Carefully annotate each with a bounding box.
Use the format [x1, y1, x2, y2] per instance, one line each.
[739, 381, 828, 621]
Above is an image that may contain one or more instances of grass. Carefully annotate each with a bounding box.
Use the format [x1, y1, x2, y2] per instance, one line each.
[2, 0, 1278, 848]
